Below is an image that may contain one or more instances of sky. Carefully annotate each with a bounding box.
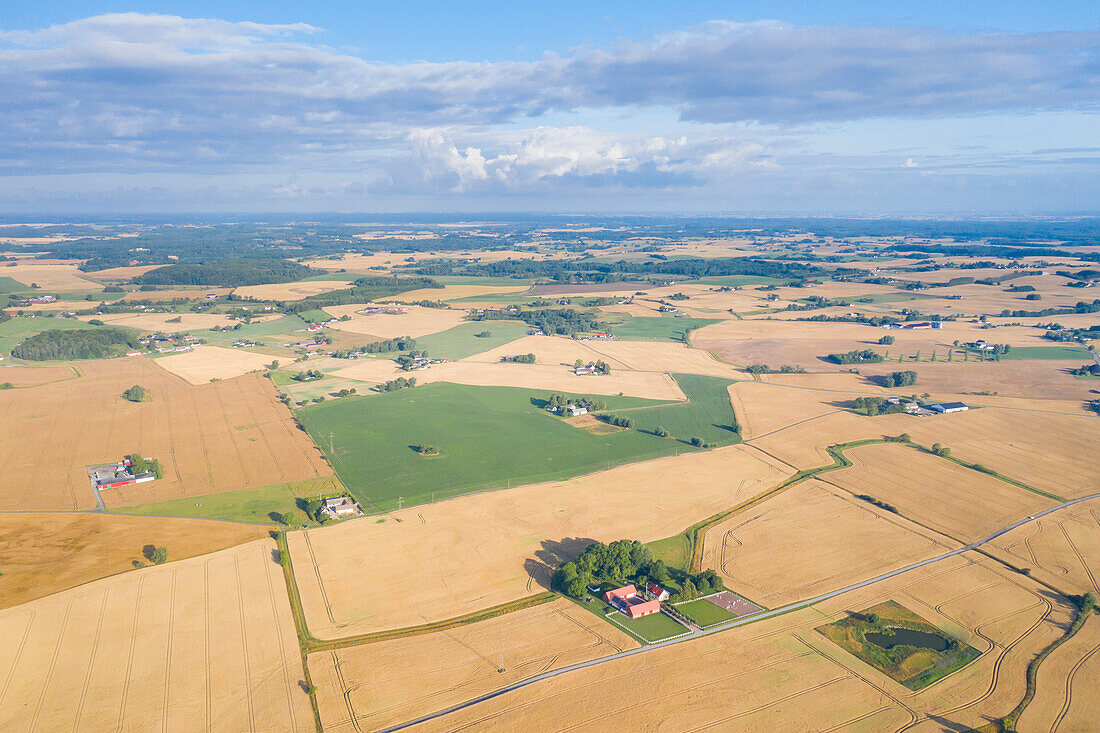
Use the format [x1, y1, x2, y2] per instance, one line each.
[1, 1, 1098, 215]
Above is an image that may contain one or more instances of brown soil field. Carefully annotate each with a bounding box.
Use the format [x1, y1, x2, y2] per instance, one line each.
[79, 312, 238, 331]
[895, 408, 1100, 500]
[309, 598, 638, 732]
[332, 359, 688, 400]
[233, 280, 354, 301]
[412, 552, 1071, 732]
[0, 364, 76, 387]
[0, 357, 331, 510]
[990, 498, 1100, 596]
[0, 539, 313, 731]
[0, 513, 267, 609]
[1, 261, 98, 290]
[153, 344, 275, 384]
[289, 445, 790, 638]
[323, 304, 466, 338]
[824, 442, 1056, 542]
[1016, 610, 1100, 732]
[702, 479, 956, 606]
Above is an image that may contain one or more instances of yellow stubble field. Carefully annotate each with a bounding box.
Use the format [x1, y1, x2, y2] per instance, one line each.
[0, 539, 314, 732]
[289, 445, 790, 638]
[824, 442, 1055, 542]
[407, 553, 1071, 733]
[153, 344, 275, 384]
[323, 304, 467, 338]
[0, 357, 331, 510]
[78, 312, 237, 331]
[990, 498, 1100, 596]
[701, 479, 957, 607]
[232, 280, 354, 301]
[309, 598, 638, 732]
[1016, 608, 1100, 732]
[0, 261, 98, 290]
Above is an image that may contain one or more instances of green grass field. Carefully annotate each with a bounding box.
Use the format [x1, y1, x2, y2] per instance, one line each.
[200, 314, 312, 344]
[0, 276, 26, 293]
[0, 316, 108, 355]
[606, 611, 689, 642]
[416, 320, 529, 360]
[644, 534, 692, 571]
[296, 374, 738, 511]
[608, 315, 720, 342]
[674, 598, 736, 627]
[113, 476, 342, 524]
[1000, 345, 1093, 360]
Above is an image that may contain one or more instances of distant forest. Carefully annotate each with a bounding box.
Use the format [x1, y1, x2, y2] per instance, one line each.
[12, 328, 138, 361]
[132, 258, 317, 287]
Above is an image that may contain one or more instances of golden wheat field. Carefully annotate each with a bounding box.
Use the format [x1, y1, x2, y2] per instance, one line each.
[0, 357, 331, 510]
[289, 445, 790, 638]
[153, 344, 275, 384]
[701, 479, 957, 607]
[823, 442, 1055, 542]
[309, 598, 638, 732]
[0, 539, 314, 732]
[409, 553, 1073, 732]
[989, 498, 1100, 596]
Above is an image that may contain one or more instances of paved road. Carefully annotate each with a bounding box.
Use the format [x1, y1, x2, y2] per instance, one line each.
[376, 492, 1100, 733]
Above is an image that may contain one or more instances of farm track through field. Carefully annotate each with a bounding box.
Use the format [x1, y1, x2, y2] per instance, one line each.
[1052, 637, 1100, 731]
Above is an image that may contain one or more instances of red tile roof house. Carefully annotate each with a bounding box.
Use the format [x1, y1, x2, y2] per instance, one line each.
[604, 584, 662, 619]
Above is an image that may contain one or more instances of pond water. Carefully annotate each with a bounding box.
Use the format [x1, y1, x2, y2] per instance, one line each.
[866, 627, 949, 651]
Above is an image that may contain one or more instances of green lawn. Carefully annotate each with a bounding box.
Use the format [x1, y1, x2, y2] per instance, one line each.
[606, 611, 689, 642]
[623, 373, 741, 446]
[1000, 345, 1093, 360]
[645, 534, 692, 571]
[294, 309, 332, 324]
[674, 598, 737, 627]
[0, 316, 107, 355]
[416, 320, 529, 360]
[113, 476, 342, 524]
[608, 315, 720, 342]
[296, 374, 738, 511]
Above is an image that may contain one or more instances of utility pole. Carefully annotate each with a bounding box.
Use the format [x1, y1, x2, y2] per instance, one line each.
[499, 631, 505, 672]
[396, 496, 403, 511]
[329, 432, 335, 454]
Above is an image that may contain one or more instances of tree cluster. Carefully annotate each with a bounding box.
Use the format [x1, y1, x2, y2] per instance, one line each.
[603, 414, 634, 428]
[128, 453, 163, 479]
[376, 376, 417, 392]
[292, 369, 323, 381]
[852, 396, 907, 416]
[745, 363, 805, 375]
[12, 328, 138, 361]
[1072, 363, 1100, 377]
[122, 384, 148, 402]
[882, 370, 918, 388]
[501, 353, 536, 363]
[828, 349, 884, 364]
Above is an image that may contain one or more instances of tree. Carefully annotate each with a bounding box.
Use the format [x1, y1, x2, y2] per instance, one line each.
[931, 443, 951, 457]
[648, 560, 669, 583]
[306, 499, 323, 521]
[654, 426, 670, 438]
[150, 546, 168, 565]
[267, 360, 280, 370]
[279, 512, 296, 525]
[690, 436, 704, 447]
[122, 384, 147, 402]
[878, 334, 895, 345]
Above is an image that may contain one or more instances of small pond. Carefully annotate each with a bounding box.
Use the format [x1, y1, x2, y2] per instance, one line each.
[865, 627, 949, 651]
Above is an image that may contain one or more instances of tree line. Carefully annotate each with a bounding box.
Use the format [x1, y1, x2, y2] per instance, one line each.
[12, 328, 138, 360]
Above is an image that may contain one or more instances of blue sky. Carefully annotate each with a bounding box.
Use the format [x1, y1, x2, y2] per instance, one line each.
[1, 2, 1098, 214]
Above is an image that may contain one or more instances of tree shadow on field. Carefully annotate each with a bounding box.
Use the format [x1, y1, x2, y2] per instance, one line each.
[526, 537, 599, 590]
[924, 714, 976, 732]
[142, 544, 156, 561]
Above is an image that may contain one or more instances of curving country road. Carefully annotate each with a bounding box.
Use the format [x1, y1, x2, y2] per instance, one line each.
[376, 492, 1100, 733]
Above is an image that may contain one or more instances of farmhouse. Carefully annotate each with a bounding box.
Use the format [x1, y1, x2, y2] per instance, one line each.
[574, 366, 597, 376]
[88, 459, 156, 491]
[646, 583, 670, 601]
[604, 584, 662, 619]
[322, 496, 363, 518]
[929, 402, 969, 414]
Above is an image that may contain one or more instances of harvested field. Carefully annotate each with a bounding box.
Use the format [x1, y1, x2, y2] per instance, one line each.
[576, 339, 744, 377]
[463, 334, 632, 368]
[410, 552, 1071, 732]
[0, 261, 97, 290]
[0, 513, 267, 609]
[309, 598, 638, 732]
[153, 344, 274, 384]
[990, 498, 1100, 596]
[1016, 611, 1100, 732]
[728, 380, 862, 440]
[80, 264, 165, 280]
[0, 539, 313, 731]
[323, 304, 466, 338]
[702, 480, 956, 606]
[824, 443, 1055, 542]
[856, 359, 1094, 401]
[0, 364, 75, 387]
[122, 287, 232, 301]
[288, 444, 790, 637]
[233, 280, 353, 301]
[0, 357, 331, 510]
[748, 409, 900, 467]
[79, 312, 237, 331]
[896, 408, 1100, 500]
[334, 359, 687, 400]
[390, 283, 530, 302]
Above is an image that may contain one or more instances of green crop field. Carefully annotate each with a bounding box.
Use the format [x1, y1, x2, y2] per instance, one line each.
[606, 611, 689, 643]
[0, 316, 108, 355]
[416, 320, 529, 360]
[200, 314, 312, 344]
[114, 476, 342, 524]
[999, 345, 1092, 360]
[0, 276, 27, 293]
[674, 598, 736, 627]
[622, 373, 740, 445]
[296, 374, 737, 511]
[608, 316, 720, 342]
